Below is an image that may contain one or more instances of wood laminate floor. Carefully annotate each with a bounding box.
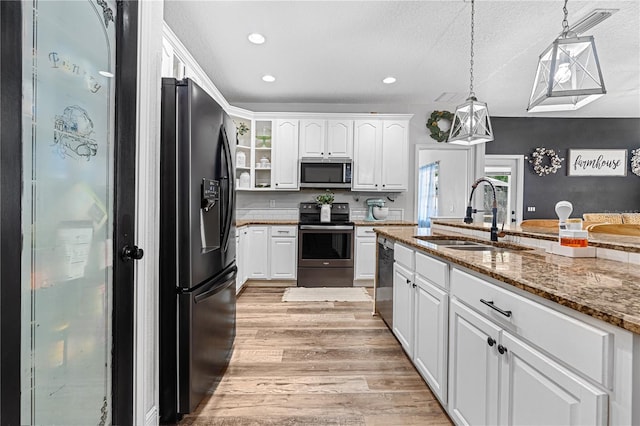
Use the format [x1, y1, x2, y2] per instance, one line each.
[180, 286, 452, 426]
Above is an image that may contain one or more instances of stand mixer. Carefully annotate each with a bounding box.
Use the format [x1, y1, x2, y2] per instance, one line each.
[366, 198, 386, 221]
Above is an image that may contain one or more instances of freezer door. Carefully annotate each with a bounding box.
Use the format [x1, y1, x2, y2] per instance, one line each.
[177, 265, 237, 415]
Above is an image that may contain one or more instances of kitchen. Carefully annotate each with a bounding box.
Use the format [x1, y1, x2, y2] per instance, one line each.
[3, 1, 640, 425]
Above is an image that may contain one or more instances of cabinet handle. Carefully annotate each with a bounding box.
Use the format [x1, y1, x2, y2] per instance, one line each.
[487, 337, 496, 347]
[480, 299, 512, 318]
[498, 344, 508, 355]
[277, 230, 288, 233]
[406, 278, 411, 285]
[412, 283, 416, 288]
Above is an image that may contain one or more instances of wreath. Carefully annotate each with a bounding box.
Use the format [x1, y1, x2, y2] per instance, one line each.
[427, 110, 453, 143]
[527, 147, 564, 176]
[631, 148, 640, 177]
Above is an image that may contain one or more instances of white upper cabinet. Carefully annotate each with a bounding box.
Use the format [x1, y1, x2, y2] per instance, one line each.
[326, 119, 353, 158]
[299, 119, 353, 159]
[272, 119, 299, 190]
[381, 120, 409, 191]
[352, 120, 382, 191]
[352, 119, 409, 191]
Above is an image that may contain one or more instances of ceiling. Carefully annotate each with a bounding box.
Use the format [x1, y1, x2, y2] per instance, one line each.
[164, 1, 640, 117]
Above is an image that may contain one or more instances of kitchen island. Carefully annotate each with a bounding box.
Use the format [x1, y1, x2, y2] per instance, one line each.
[374, 221, 640, 426]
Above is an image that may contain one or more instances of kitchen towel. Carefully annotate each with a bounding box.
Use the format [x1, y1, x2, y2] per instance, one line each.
[282, 287, 372, 302]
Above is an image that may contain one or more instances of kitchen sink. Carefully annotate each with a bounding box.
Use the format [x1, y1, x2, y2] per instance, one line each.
[417, 239, 481, 246]
[415, 235, 532, 252]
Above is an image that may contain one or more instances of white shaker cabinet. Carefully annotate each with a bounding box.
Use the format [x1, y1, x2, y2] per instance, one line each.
[246, 226, 269, 279]
[448, 269, 609, 426]
[236, 226, 249, 292]
[269, 226, 297, 280]
[299, 119, 353, 159]
[352, 119, 408, 191]
[272, 119, 299, 190]
[354, 226, 376, 281]
[413, 274, 448, 405]
[393, 262, 414, 356]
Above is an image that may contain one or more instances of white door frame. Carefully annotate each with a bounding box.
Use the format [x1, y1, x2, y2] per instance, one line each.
[484, 154, 525, 225]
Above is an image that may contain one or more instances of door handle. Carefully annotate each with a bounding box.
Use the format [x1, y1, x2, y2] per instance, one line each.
[121, 245, 144, 261]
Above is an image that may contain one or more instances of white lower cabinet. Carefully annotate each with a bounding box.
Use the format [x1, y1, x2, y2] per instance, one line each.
[270, 226, 297, 280]
[392, 263, 414, 355]
[413, 275, 448, 404]
[354, 226, 376, 281]
[236, 226, 249, 292]
[246, 226, 269, 279]
[240, 225, 297, 281]
[448, 268, 609, 426]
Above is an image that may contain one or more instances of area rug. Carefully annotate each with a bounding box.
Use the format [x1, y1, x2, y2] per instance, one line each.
[282, 287, 372, 302]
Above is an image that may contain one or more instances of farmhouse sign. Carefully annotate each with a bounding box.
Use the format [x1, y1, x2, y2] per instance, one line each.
[568, 149, 628, 177]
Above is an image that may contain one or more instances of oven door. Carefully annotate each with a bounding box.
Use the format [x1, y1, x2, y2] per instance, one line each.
[298, 225, 354, 268]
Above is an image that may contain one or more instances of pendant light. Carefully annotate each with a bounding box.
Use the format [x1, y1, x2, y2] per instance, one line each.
[448, 0, 493, 145]
[527, 0, 606, 112]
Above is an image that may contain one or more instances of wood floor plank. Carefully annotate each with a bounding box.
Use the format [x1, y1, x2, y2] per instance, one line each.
[180, 286, 452, 425]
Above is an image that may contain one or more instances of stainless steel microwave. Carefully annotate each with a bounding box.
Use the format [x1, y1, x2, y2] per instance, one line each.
[299, 159, 352, 188]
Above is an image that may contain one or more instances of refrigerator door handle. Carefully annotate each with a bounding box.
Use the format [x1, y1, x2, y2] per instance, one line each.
[194, 266, 237, 303]
[219, 125, 234, 253]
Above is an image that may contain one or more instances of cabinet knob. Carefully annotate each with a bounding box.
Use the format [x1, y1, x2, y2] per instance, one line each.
[487, 337, 496, 347]
[375, 184, 378, 187]
[328, 152, 331, 155]
[321, 152, 324, 155]
[498, 344, 508, 355]
[382, 184, 386, 188]
[405, 278, 411, 284]
[275, 183, 279, 186]
[412, 283, 417, 288]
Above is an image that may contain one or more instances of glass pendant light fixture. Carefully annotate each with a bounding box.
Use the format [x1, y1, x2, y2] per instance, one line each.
[449, 0, 493, 145]
[527, 0, 606, 112]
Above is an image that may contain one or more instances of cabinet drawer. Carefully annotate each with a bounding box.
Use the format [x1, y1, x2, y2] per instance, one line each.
[415, 251, 447, 289]
[271, 226, 297, 237]
[356, 226, 376, 237]
[451, 268, 613, 388]
[394, 243, 414, 270]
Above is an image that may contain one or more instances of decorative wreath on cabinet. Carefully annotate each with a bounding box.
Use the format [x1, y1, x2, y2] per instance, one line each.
[527, 147, 564, 176]
[426, 110, 453, 143]
[631, 148, 640, 177]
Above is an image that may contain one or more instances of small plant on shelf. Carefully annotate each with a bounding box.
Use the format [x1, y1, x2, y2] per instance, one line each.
[315, 190, 335, 205]
[234, 121, 249, 137]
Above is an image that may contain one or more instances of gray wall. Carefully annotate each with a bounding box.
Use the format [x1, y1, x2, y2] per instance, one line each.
[486, 117, 640, 219]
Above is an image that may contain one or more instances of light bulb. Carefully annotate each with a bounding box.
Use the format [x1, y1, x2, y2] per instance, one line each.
[554, 62, 572, 84]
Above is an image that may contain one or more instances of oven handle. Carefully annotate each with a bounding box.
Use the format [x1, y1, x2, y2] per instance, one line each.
[299, 225, 354, 230]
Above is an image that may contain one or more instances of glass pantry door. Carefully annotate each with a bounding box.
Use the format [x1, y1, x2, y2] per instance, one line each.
[21, 1, 118, 423]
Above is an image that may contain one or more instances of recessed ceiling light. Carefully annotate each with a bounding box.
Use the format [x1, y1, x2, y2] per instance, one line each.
[382, 77, 397, 84]
[262, 75, 276, 83]
[248, 33, 266, 44]
[99, 70, 114, 78]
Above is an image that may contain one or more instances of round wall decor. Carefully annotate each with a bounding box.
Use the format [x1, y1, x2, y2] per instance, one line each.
[426, 110, 453, 143]
[631, 148, 640, 177]
[527, 147, 564, 176]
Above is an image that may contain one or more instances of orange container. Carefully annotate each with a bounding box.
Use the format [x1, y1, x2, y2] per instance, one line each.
[560, 237, 588, 248]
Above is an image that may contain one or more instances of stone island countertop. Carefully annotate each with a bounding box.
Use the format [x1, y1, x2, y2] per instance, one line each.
[374, 225, 640, 335]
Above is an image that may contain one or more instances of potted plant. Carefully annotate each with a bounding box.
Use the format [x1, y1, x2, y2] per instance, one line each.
[234, 121, 250, 145]
[315, 190, 334, 223]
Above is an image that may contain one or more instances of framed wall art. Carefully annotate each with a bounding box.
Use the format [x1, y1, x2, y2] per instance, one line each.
[567, 149, 628, 177]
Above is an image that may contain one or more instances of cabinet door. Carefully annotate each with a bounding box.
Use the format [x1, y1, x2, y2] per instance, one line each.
[354, 236, 376, 280]
[381, 120, 408, 191]
[498, 332, 608, 426]
[414, 276, 449, 404]
[299, 119, 325, 159]
[270, 237, 297, 280]
[247, 226, 269, 279]
[448, 299, 501, 426]
[352, 120, 382, 190]
[392, 263, 414, 356]
[273, 119, 299, 189]
[326, 119, 353, 158]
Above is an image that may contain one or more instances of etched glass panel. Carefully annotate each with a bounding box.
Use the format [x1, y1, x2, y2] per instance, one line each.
[21, 1, 116, 423]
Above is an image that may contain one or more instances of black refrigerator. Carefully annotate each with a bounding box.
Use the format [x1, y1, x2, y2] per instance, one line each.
[159, 78, 236, 423]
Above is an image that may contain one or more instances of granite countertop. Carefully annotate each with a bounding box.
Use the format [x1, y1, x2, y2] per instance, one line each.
[236, 219, 298, 227]
[432, 220, 640, 253]
[374, 225, 640, 335]
[353, 220, 417, 226]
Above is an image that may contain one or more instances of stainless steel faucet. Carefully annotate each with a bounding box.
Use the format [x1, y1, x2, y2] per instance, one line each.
[464, 177, 499, 242]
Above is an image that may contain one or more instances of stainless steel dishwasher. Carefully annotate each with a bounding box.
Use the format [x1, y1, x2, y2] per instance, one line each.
[376, 237, 394, 329]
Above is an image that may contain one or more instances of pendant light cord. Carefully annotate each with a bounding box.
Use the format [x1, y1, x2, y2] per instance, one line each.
[469, 0, 475, 98]
[561, 0, 570, 37]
